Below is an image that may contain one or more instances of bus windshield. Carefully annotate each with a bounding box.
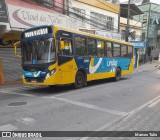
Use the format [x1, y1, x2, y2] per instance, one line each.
[22, 38, 56, 64]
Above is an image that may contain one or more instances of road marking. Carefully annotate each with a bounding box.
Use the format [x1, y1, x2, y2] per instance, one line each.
[0, 124, 18, 131]
[17, 117, 36, 125]
[148, 98, 160, 108]
[0, 85, 38, 92]
[0, 86, 29, 91]
[0, 90, 36, 97]
[50, 97, 127, 116]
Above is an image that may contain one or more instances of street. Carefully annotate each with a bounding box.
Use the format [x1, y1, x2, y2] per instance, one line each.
[0, 62, 160, 140]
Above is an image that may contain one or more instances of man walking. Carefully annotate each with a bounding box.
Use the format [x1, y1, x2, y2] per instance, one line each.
[150, 55, 153, 64]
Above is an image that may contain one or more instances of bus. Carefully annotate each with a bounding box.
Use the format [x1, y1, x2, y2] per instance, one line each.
[14, 25, 134, 88]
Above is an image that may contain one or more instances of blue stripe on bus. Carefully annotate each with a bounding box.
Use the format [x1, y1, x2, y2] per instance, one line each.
[74, 57, 131, 74]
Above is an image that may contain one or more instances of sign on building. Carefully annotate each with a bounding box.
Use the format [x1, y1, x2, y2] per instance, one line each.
[130, 40, 146, 49]
[95, 30, 121, 40]
[7, 4, 81, 30]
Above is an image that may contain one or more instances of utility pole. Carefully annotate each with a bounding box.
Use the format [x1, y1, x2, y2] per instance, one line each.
[145, 3, 151, 62]
[125, 0, 131, 42]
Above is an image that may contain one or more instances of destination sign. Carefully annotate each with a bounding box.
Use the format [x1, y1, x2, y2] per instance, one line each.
[24, 28, 48, 38]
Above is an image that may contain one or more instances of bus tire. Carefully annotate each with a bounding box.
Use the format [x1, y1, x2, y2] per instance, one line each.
[74, 71, 85, 89]
[114, 68, 121, 81]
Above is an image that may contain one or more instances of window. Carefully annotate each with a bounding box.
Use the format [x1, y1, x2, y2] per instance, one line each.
[22, 38, 55, 64]
[128, 45, 133, 58]
[105, 42, 112, 57]
[72, 7, 86, 28]
[113, 43, 120, 57]
[72, 7, 85, 18]
[88, 38, 97, 56]
[121, 44, 127, 57]
[90, 12, 114, 31]
[75, 36, 86, 56]
[97, 40, 104, 57]
[35, 0, 53, 8]
[59, 38, 73, 56]
[107, 16, 114, 30]
[121, 30, 126, 40]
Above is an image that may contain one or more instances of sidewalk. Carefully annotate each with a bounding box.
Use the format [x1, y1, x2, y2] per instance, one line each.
[0, 79, 24, 90]
[134, 60, 160, 73]
[106, 102, 160, 132]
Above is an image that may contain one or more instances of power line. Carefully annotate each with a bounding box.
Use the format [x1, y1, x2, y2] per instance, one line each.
[49, 0, 119, 30]
[40, 1, 118, 31]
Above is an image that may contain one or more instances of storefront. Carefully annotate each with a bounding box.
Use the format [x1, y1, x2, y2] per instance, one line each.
[0, 0, 22, 83]
[130, 40, 146, 69]
[0, 33, 21, 83]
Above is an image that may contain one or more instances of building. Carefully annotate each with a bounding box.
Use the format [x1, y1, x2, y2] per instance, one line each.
[120, 4, 143, 41]
[134, 1, 160, 61]
[120, 3, 144, 68]
[68, 0, 121, 39]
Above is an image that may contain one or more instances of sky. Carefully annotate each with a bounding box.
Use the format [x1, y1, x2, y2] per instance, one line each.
[120, 0, 160, 4]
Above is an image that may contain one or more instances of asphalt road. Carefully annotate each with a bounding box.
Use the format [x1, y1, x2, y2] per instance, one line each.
[0, 66, 160, 140]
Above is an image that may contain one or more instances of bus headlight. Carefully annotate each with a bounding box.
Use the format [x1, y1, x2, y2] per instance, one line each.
[51, 69, 56, 75]
[45, 73, 50, 79]
[45, 69, 56, 79]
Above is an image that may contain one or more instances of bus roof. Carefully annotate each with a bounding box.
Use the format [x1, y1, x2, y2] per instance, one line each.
[22, 25, 134, 46]
[54, 25, 134, 46]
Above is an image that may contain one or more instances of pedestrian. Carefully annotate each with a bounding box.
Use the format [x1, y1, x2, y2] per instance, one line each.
[150, 55, 153, 64]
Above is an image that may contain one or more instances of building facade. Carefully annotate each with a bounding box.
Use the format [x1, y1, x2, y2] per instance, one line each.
[69, 0, 121, 39]
[134, 2, 160, 61]
[120, 3, 144, 67]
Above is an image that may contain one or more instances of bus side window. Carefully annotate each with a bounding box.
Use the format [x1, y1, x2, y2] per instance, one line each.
[88, 38, 97, 56]
[97, 40, 104, 57]
[59, 38, 73, 56]
[128, 45, 133, 58]
[113, 43, 121, 57]
[105, 42, 112, 57]
[121, 44, 128, 57]
[75, 36, 86, 56]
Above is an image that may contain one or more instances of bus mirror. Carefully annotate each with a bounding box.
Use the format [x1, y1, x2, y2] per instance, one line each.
[13, 41, 22, 58]
[60, 41, 65, 50]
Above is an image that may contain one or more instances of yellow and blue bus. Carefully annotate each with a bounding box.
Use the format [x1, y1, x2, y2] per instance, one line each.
[14, 25, 134, 88]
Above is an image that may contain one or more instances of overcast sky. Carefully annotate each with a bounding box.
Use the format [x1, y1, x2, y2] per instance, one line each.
[120, 0, 160, 4]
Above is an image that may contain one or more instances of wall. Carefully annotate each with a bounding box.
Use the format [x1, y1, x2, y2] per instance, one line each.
[71, 0, 119, 31]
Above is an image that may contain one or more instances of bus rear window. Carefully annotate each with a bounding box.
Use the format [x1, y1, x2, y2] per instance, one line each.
[128, 46, 133, 58]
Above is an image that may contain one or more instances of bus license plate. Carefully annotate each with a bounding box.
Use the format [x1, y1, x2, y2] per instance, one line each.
[31, 80, 37, 83]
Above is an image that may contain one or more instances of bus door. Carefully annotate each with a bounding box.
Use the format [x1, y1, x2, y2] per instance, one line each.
[58, 37, 74, 84]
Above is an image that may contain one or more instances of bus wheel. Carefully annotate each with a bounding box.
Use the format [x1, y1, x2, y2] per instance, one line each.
[114, 68, 121, 81]
[74, 71, 85, 88]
